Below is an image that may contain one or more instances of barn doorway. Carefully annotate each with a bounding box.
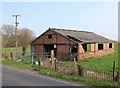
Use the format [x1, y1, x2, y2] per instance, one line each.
[44, 44, 57, 58]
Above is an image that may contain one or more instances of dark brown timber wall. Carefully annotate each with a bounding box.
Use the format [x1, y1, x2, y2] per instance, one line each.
[32, 30, 76, 60]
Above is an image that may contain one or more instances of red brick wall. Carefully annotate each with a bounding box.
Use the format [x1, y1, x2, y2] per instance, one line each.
[91, 43, 95, 51]
[78, 43, 84, 60]
[95, 43, 98, 51]
[78, 42, 115, 60]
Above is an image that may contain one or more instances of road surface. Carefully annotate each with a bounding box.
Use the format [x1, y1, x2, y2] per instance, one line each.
[2, 65, 85, 86]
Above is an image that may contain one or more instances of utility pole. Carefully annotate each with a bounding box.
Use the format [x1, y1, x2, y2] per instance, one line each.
[13, 15, 20, 58]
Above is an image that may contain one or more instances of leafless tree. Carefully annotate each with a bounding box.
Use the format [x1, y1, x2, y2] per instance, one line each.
[1, 25, 36, 52]
[1, 25, 16, 47]
[18, 28, 36, 55]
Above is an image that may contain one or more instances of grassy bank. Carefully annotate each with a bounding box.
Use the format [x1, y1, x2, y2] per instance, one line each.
[61, 42, 119, 73]
[78, 43, 119, 72]
[2, 60, 119, 86]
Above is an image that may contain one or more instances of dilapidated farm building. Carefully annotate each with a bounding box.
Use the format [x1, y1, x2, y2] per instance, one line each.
[31, 28, 115, 60]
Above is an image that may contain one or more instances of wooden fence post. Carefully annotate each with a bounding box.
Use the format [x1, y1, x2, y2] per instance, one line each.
[39, 57, 42, 66]
[10, 52, 13, 60]
[74, 58, 77, 66]
[54, 59, 57, 70]
[77, 64, 83, 76]
[113, 61, 115, 81]
[115, 71, 119, 82]
[51, 50, 54, 67]
[31, 52, 34, 65]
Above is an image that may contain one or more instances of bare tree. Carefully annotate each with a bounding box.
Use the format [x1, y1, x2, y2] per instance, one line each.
[1, 25, 16, 47]
[1, 25, 36, 54]
[18, 28, 36, 55]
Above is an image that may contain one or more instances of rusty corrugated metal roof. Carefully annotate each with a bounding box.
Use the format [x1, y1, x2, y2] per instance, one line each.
[50, 28, 114, 43]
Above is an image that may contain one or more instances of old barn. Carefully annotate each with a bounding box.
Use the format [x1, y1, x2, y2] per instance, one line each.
[31, 28, 115, 60]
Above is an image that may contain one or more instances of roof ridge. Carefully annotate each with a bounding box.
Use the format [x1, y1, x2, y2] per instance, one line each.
[49, 28, 93, 33]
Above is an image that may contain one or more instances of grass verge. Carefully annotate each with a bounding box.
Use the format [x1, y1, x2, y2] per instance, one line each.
[2, 60, 119, 87]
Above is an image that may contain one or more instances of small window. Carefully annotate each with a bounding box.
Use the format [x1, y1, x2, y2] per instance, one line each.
[82, 44, 91, 52]
[71, 46, 77, 53]
[48, 34, 52, 39]
[87, 44, 91, 51]
[98, 44, 103, 50]
[109, 43, 112, 48]
[82, 44, 87, 52]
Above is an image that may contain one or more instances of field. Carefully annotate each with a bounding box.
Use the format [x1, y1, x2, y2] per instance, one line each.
[78, 43, 119, 72]
[2, 46, 31, 54]
[2, 43, 119, 73]
[59, 42, 119, 73]
[1, 43, 120, 86]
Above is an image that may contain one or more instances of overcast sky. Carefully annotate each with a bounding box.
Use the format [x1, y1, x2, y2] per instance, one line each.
[2, 1, 118, 41]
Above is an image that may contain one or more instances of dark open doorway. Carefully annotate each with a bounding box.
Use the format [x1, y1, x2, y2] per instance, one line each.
[44, 44, 57, 58]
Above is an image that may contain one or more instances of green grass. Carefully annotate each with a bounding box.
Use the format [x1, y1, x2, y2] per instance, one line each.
[1, 43, 120, 86]
[2, 46, 31, 62]
[78, 42, 119, 72]
[39, 67, 119, 86]
[2, 47, 22, 53]
[2, 46, 31, 54]
[78, 53, 118, 72]
[2, 43, 119, 73]
[2, 60, 32, 70]
[2, 60, 119, 86]
[61, 42, 119, 73]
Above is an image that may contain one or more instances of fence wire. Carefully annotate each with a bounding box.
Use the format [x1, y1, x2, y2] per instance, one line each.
[2, 51, 120, 83]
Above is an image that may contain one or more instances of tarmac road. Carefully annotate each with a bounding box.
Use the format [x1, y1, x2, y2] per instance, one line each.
[2, 65, 86, 86]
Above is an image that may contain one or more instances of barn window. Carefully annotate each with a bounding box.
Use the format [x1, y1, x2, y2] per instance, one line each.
[82, 44, 87, 52]
[71, 45, 77, 53]
[82, 44, 91, 52]
[48, 34, 52, 39]
[109, 43, 112, 48]
[87, 44, 91, 51]
[98, 44, 103, 50]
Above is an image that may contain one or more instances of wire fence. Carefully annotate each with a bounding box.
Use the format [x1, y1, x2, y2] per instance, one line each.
[2, 51, 120, 83]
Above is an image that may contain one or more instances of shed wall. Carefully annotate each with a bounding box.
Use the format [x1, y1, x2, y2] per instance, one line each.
[78, 43, 115, 60]
[32, 30, 115, 60]
[32, 30, 76, 60]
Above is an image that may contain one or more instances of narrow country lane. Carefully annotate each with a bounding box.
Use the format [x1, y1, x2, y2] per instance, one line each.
[2, 65, 86, 86]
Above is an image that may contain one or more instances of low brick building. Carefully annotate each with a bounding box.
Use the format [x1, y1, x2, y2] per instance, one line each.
[31, 28, 115, 60]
